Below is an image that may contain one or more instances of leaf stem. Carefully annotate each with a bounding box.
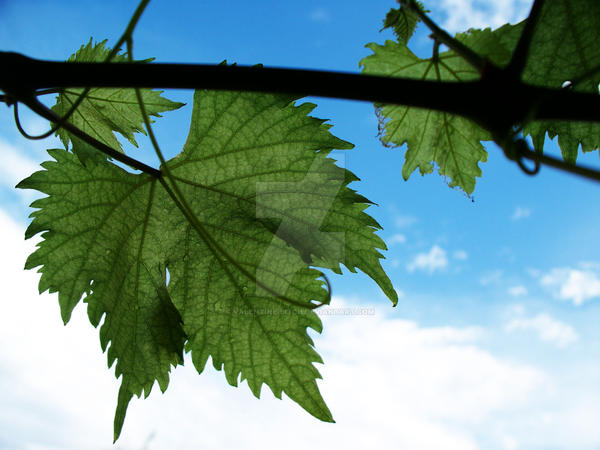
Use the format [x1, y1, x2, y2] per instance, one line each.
[126, 37, 327, 311]
[505, 0, 546, 79]
[401, 0, 487, 72]
[157, 176, 325, 310]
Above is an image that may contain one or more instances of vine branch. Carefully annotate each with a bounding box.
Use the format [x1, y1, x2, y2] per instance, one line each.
[1, 52, 599, 126]
[1, 52, 600, 182]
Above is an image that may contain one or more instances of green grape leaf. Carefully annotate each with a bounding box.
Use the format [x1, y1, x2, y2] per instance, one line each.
[19, 88, 396, 441]
[360, 30, 512, 194]
[381, 1, 428, 44]
[494, 0, 600, 162]
[52, 39, 184, 163]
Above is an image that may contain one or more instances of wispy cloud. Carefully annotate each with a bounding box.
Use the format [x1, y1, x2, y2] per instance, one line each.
[318, 300, 550, 448]
[309, 7, 331, 23]
[511, 206, 531, 221]
[540, 266, 600, 306]
[0, 138, 40, 189]
[479, 269, 503, 286]
[388, 233, 407, 245]
[453, 250, 468, 260]
[435, 0, 531, 33]
[407, 245, 448, 273]
[508, 285, 528, 297]
[395, 214, 418, 228]
[505, 313, 579, 348]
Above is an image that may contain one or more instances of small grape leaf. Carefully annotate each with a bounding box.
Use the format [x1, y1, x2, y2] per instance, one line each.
[52, 39, 184, 162]
[360, 30, 512, 194]
[493, 0, 600, 162]
[19, 88, 396, 441]
[381, 1, 428, 44]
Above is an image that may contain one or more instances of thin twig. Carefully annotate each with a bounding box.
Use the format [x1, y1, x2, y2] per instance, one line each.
[33, 88, 61, 96]
[521, 146, 600, 182]
[20, 94, 161, 177]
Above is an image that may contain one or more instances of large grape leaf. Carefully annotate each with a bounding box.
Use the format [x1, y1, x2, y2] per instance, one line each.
[493, 0, 600, 162]
[52, 39, 184, 160]
[19, 87, 396, 441]
[360, 30, 512, 194]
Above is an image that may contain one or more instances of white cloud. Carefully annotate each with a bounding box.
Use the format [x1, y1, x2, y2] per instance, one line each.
[508, 285, 528, 297]
[309, 7, 331, 23]
[479, 269, 503, 286]
[407, 245, 448, 273]
[1, 211, 598, 449]
[508, 303, 525, 316]
[580, 261, 600, 271]
[501, 435, 519, 450]
[505, 313, 579, 348]
[540, 267, 600, 306]
[453, 250, 468, 260]
[0, 138, 40, 189]
[511, 206, 531, 221]
[434, 0, 531, 33]
[317, 303, 548, 447]
[21, 115, 55, 137]
[388, 233, 407, 245]
[395, 214, 418, 228]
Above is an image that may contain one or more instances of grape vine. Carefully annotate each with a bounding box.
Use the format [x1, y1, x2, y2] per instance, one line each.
[0, 0, 598, 442]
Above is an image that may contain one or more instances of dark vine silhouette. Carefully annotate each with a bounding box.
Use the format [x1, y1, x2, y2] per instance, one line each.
[1, 0, 599, 183]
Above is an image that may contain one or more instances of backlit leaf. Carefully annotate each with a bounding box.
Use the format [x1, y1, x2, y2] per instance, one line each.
[19, 86, 396, 441]
[360, 30, 512, 194]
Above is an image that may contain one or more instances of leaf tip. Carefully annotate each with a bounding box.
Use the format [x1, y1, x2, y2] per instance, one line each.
[113, 383, 134, 443]
[319, 405, 335, 423]
[390, 290, 399, 307]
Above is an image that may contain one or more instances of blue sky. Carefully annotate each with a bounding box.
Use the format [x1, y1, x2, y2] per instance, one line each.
[1, 1, 599, 449]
